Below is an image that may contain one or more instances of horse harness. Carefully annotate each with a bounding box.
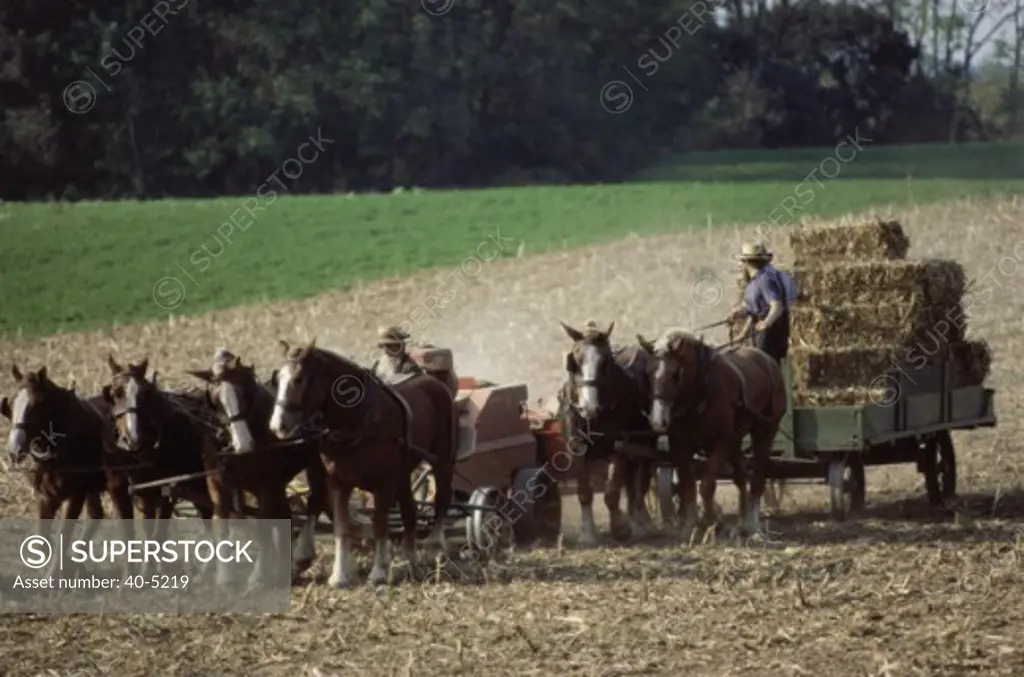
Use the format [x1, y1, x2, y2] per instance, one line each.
[668, 345, 778, 435]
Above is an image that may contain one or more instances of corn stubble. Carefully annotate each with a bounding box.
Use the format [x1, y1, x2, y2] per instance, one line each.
[0, 198, 1021, 676]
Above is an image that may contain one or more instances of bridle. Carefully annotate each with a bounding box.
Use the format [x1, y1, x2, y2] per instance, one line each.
[110, 375, 162, 449]
[275, 358, 380, 444]
[11, 382, 76, 463]
[652, 343, 716, 420]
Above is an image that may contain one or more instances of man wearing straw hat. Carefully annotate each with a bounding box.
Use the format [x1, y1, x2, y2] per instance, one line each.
[370, 325, 424, 380]
[730, 241, 792, 364]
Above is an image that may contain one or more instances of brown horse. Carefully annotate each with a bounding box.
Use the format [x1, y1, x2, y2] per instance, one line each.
[559, 321, 655, 544]
[2, 364, 134, 574]
[187, 348, 330, 578]
[101, 356, 231, 578]
[269, 339, 457, 588]
[636, 328, 786, 540]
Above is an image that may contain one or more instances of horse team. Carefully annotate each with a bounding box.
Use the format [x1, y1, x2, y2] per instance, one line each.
[1, 321, 786, 588]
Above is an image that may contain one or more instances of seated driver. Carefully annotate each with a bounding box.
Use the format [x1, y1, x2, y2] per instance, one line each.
[371, 325, 424, 380]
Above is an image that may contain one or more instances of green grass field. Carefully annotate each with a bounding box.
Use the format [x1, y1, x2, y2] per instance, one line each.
[3, 140, 1024, 339]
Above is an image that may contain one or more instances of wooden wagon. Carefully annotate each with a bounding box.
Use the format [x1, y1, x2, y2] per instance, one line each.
[601, 357, 997, 522]
[282, 366, 563, 556]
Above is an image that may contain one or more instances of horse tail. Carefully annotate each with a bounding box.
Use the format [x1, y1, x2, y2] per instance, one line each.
[428, 376, 457, 534]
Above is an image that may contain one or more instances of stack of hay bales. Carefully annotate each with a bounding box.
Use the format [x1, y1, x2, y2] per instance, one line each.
[730, 218, 992, 406]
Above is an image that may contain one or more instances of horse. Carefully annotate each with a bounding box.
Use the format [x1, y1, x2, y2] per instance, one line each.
[100, 356, 237, 579]
[2, 363, 135, 575]
[636, 328, 786, 541]
[187, 348, 330, 579]
[268, 338, 457, 589]
[558, 321, 655, 545]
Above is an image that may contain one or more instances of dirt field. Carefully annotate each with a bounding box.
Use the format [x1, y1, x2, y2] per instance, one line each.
[2, 197, 1024, 676]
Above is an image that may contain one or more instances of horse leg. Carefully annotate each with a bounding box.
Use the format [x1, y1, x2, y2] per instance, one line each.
[605, 453, 633, 542]
[293, 460, 326, 577]
[250, 487, 289, 586]
[208, 480, 237, 587]
[368, 487, 396, 586]
[326, 478, 355, 589]
[81, 491, 104, 541]
[107, 472, 136, 548]
[35, 491, 62, 578]
[53, 492, 87, 577]
[671, 436, 700, 545]
[728, 438, 750, 539]
[427, 460, 452, 558]
[576, 451, 598, 547]
[698, 442, 730, 542]
[630, 458, 653, 539]
[746, 425, 775, 536]
[395, 478, 420, 579]
[428, 405, 457, 558]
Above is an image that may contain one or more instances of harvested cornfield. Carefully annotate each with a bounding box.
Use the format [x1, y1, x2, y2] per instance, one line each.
[795, 259, 966, 307]
[790, 218, 910, 265]
[789, 341, 992, 390]
[790, 302, 966, 350]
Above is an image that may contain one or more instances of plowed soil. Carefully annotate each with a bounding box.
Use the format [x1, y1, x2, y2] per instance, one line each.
[1, 197, 1023, 676]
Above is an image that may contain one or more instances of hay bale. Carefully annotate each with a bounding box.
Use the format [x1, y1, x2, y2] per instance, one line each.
[790, 346, 906, 390]
[791, 302, 966, 350]
[951, 340, 992, 387]
[793, 387, 890, 407]
[790, 218, 910, 265]
[791, 340, 991, 391]
[795, 260, 966, 307]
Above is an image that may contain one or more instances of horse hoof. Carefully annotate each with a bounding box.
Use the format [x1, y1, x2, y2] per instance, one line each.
[610, 522, 632, 543]
[328, 575, 352, 589]
[293, 556, 314, 575]
[577, 532, 598, 548]
[367, 569, 388, 586]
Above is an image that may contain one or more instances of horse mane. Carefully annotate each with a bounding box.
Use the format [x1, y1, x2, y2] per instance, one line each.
[653, 327, 700, 353]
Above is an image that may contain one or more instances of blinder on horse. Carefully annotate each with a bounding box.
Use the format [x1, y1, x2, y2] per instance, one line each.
[270, 341, 379, 444]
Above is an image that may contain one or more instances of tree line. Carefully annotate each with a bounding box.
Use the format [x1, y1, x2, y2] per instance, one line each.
[1, 0, 1019, 201]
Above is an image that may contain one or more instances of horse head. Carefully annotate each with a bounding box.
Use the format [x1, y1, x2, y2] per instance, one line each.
[3, 363, 74, 466]
[102, 354, 158, 452]
[560, 319, 616, 420]
[187, 347, 262, 454]
[637, 328, 707, 433]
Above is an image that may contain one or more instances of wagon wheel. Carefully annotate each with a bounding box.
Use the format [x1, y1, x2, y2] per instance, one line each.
[507, 467, 561, 547]
[465, 486, 514, 558]
[827, 456, 866, 521]
[922, 431, 957, 507]
[412, 462, 436, 504]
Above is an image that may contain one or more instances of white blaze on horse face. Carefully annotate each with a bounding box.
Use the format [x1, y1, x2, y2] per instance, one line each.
[6, 389, 29, 456]
[269, 364, 294, 438]
[649, 359, 671, 431]
[125, 377, 141, 446]
[219, 382, 254, 453]
[577, 344, 601, 417]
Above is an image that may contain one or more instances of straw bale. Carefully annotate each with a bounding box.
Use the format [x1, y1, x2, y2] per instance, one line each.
[951, 340, 992, 387]
[794, 259, 966, 307]
[790, 346, 906, 390]
[790, 218, 910, 265]
[790, 340, 990, 391]
[793, 387, 889, 407]
[791, 302, 966, 350]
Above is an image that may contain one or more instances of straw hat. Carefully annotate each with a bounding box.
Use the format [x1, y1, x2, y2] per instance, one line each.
[739, 241, 773, 263]
[377, 325, 410, 347]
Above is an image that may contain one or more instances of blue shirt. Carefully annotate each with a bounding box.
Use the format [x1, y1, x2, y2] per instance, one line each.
[744, 265, 790, 318]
